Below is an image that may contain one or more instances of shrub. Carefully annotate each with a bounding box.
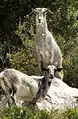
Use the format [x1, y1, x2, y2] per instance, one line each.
[0, 106, 78, 119]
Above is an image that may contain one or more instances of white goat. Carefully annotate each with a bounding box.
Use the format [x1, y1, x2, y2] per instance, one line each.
[32, 8, 63, 79]
[0, 65, 56, 106]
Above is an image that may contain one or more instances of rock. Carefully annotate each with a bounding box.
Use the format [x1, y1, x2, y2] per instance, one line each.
[0, 77, 78, 111]
[36, 77, 78, 110]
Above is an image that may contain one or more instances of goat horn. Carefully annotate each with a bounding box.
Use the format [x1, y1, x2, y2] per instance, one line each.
[47, 9, 54, 15]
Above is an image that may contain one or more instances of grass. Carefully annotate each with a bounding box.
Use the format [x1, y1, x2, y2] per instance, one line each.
[0, 105, 78, 119]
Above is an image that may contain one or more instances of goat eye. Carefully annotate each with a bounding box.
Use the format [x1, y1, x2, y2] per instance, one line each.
[43, 12, 45, 16]
[46, 68, 49, 73]
[54, 68, 57, 72]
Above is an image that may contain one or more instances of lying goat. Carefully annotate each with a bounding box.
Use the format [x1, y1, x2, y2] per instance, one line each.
[32, 8, 63, 79]
[0, 65, 57, 106]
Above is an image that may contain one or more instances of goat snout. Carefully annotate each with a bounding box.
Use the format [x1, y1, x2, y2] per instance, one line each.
[49, 74, 54, 79]
[38, 18, 41, 23]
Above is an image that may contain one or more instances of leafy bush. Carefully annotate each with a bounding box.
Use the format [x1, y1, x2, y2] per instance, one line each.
[9, 47, 40, 75]
[0, 106, 78, 119]
[0, 0, 78, 87]
[8, 18, 40, 75]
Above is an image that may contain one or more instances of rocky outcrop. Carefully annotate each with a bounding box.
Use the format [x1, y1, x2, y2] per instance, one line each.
[37, 77, 78, 110]
[0, 77, 78, 111]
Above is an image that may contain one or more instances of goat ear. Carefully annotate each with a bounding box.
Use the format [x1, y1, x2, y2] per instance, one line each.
[41, 67, 47, 71]
[41, 67, 49, 72]
[56, 67, 63, 72]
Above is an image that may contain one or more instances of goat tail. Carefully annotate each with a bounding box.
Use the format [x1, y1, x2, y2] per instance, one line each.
[0, 71, 6, 90]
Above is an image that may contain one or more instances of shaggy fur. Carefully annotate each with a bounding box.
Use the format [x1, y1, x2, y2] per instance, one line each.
[33, 8, 63, 79]
[0, 65, 56, 106]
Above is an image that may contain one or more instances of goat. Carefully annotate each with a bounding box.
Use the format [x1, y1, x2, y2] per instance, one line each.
[32, 8, 63, 79]
[0, 65, 56, 106]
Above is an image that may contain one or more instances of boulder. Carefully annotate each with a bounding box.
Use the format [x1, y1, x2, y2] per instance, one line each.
[37, 77, 78, 110]
[0, 77, 78, 111]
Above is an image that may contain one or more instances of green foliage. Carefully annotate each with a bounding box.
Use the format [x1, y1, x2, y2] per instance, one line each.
[0, 0, 78, 87]
[0, 106, 40, 119]
[8, 19, 40, 75]
[0, 2, 78, 117]
[9, 47, 40, 75]
[0, 106, 78, 119]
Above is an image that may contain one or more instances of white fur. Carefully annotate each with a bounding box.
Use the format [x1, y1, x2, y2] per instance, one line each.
[0, 69, 39, 103]
[33, 8, 63, 79]
[0, 64, 57, 106]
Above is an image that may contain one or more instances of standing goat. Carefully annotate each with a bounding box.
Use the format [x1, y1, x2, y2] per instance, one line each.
[32, 8, 63, 79]
[0, 65, 56, 106]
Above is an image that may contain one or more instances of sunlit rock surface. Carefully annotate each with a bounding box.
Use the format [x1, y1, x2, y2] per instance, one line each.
[0, 77, 78, 110]
[37, 77, 78, 110]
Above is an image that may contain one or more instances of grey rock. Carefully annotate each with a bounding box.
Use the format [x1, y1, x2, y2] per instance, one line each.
[37, 77, 78, 110]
